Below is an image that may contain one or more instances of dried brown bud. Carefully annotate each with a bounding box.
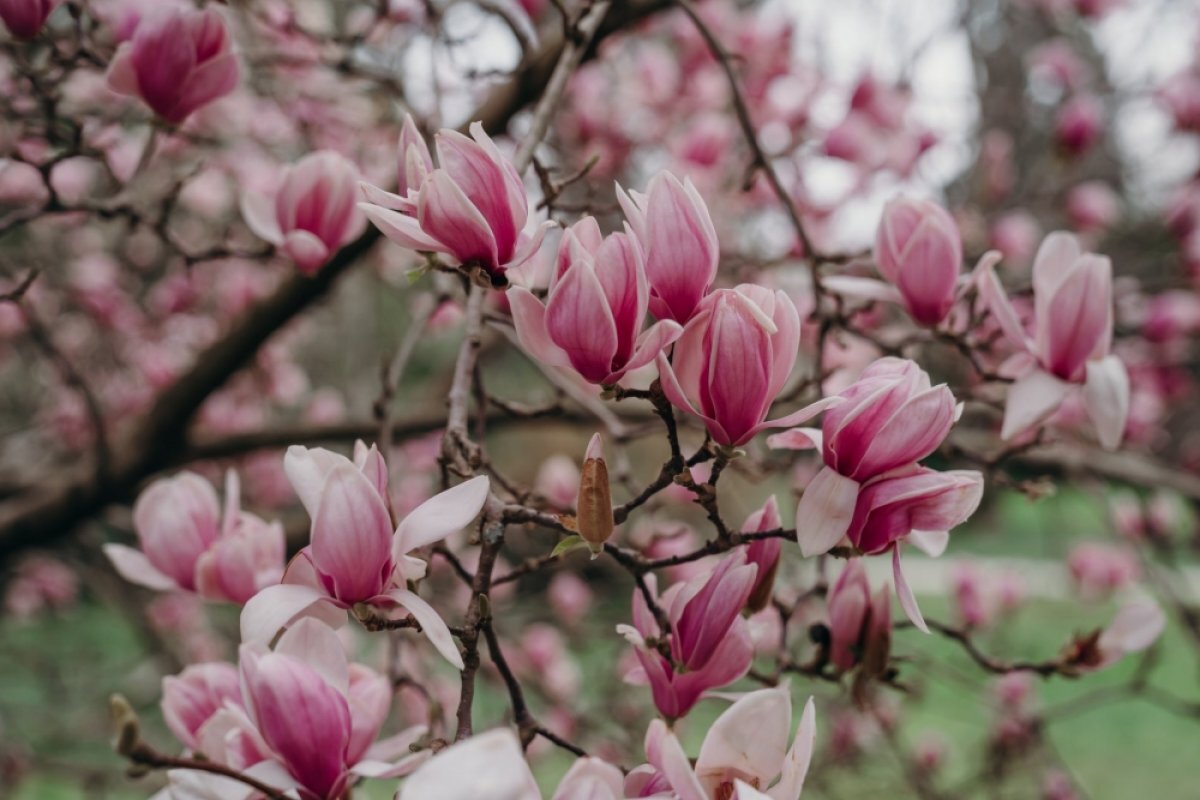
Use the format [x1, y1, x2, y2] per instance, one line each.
[577, 433, 613, 556]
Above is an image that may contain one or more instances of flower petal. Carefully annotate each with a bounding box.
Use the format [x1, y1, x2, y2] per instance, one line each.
[1000, 368, 1070, 441]
[1083, 355, 1129, 451]
[103, 543, 179, 592]
[239, 583, 345, 644]
[382, 588, 464, 669]
[394, 475, 490, 556]
[893, 546, 928, 633]
[793, 466, 860, 557]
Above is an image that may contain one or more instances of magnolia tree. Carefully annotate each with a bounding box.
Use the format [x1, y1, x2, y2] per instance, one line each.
[1, 0, 1199, 798]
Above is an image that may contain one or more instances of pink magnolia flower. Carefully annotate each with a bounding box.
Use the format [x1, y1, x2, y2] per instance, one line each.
[0, 0, 58, 39]
[742, 495, 784, 613]
[241, 151, 367, 274]
[1065, 181, 1120, 233]
[769, 358, 982, 630]
[618, 551, 758, 721]
[825, 196, 965, 326]
[106, 8, 239, 125]
[238, 618, 427, 799]
[617, 171, 720, 323]
[508, 217, 682, 384]
[978, 232, 1129, 449]
[104, 470, 285, 604]
[626, 685, 815, 800]
[395, 113, 435, 198]
[359, 122, 549, 283]
[240, 442, 489, 669]
[657, 285, 841, 447]
[161, 662, 242, 751]
[1054, 94, 1103, 157]
[770, 358, 958, 550]
[1067, 543, 1139, 599]
[826, 561, 891, 673]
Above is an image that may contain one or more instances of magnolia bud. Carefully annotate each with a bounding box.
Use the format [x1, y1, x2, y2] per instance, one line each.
[109, 693, 141, 757]
[576, 434, 613, 556]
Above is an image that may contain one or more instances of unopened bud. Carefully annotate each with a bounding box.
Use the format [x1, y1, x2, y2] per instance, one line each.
[576, 433, 613, 556]
[109, 693, 141, 757]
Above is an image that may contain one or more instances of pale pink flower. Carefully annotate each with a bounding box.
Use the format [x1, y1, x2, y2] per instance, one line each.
[626, 685, 815, 800]
[241, 151, 366, 274]
[978, 232, 1129, 449]
[104, 470, 285, 604]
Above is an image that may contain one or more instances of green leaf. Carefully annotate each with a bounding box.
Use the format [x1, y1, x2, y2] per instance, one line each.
[550, 535, 589, 558]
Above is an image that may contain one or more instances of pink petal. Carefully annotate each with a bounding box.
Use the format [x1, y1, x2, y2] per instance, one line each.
[310, 463, 394, 602]
[893, 546, 928, 633]
[105, 45, 139, 96]
[381, 587, 464, 669]
[656, 351, 727, 443]
[766, 427, 822, 451]
[359, 203, 451, 254]
[551, 757, 626, 800]
[398, 728, 539, 800]
[977, 258, 1032, 352]
[751, 395, 844, 440]
[545, 259, 619, 382]
[768, 697, 815, 800]
[695, 686, 791, 794]
[507, 287, 572, 369]
[418, 170, 500, 267]
[621, 319, 683, 375]
[239, 583, 345, 644]
[273, 617, 350, 697]
[653, 720, 708, 800]
[821, 275, 905, 305]
[282, 229, 331, 274]
[1000, 368, 1071, 441]
[793, 466, 860, 557]
[1083, 355, 1129, 451]
[394, 475, 489, 556]
[103, 543, 179, 591]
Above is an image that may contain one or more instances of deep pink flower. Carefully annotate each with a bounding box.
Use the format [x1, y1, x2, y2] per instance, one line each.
[359, 122, 549, 282]
[0, 0, 58, 39]
[104, 471, 285, 603]
[657, 285, 841, 447]
[978, 232, 1129, 449]
[237, 618, 425, 799]
[106, 8, 239, 125]
[1054, 94, 1103, 157]
[617, 171, 719, 323]
[241, 151, 366, 274]
[741, 496, 783, 613]
[770, 358, 980, 630]
[508, 217, 682, 384]
[618, 552, 758, 721]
